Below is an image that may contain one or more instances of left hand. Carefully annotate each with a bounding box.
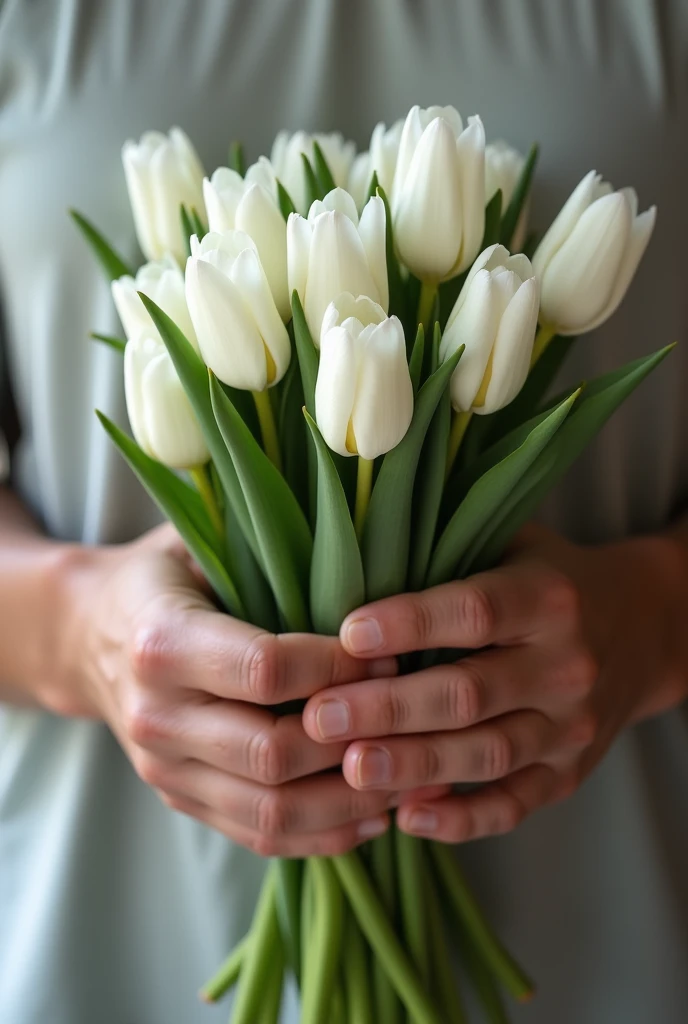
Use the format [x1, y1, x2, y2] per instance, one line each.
[302, 524, 688, 843]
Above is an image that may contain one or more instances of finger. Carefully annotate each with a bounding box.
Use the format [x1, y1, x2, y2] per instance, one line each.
[303, 647, 555, 743]
[396, 763, 561, 842]
[342, 711, 557, 790]
[162, 792, 390, 859]
[139, 700, 347, 783]
[166, 760, 399, 835]
[339, 563, 575, 657]
[131, 607, 397, 704]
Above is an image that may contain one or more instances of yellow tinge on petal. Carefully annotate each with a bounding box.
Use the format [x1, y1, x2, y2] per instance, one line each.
[345, 419, 358, 455]
[265, 345, 277, 386]
[472, 347, 495, 408]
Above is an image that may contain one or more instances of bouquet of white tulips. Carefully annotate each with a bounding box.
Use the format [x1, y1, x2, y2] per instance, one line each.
[73, 104, 668, 1024]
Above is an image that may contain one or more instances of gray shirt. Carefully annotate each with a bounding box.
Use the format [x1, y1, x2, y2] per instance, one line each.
[0, 2, 687, 1021]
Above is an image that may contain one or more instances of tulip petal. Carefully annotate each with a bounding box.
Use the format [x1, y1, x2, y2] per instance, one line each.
[315, 326, 358, 457]
[351, 317, 413, 460]
[358, 195, 389, 312]
[304, 211, 380, 340]
[349, 152, 372, 210]
[203, 170, 242, 233]
[532, 169, 603, 279]
[320, 187, 360, 223]
[122, 142, 159, 261]
[320, 293, 387, 342]
[394, 118, 464, 282]
[229, 247, 291, 386]
[236, 184, 291, 321]
[124, 332, 160, 456]
[481, 278, 539, 413]
[453, 115, 486, 275]
[539, 192, 632, 333]
[186, 258, 267, 390]
[445, 243, 507, 330]
[287, 213, 312, 310]
[142, 350, 210, 468]
[581, 205, 656, 334]
[440, 270, 501, 412]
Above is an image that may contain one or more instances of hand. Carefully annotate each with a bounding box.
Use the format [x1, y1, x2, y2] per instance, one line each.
[49, 524, 401, 857]
[303, 524, 688, 844]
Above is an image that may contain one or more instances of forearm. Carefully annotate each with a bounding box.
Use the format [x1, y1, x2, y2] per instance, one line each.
[0, 486, 87, 711]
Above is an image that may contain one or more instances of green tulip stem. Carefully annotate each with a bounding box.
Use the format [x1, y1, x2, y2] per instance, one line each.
[189, 463, 224, 539]
[252, 388, 283, 472]
[417, 281, 438, 332]
[530, 323, 556, 367]
[198, 936, 247, 1003]
[445, 410, 472, 480]
[354, 457, 374, 542]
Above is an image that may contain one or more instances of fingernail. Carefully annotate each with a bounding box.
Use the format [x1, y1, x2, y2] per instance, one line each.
[357, 747, 392, 787]
[344, 617, 384, 654]
[404, 808, 438, 835]
[315, 700, 350, 739]
[357, 816, 388, 840]
[368, 656, 397, 678]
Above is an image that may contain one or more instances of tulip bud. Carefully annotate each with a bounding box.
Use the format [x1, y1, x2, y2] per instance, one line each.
[532, 170, 656, 335]
[392, 105, 485, 283]
[440, 244, 540, 414]
[270, 130, 356, 215]
[315, 304, 413, 460]
[124, 330, 209, 469]
[112, 255, 198, 351]
[203, 158, 290, 321]
[349, 119, 404, 210]
[288, 188, 388, 343]
[185, 230, 291, 392]
[484, 140, 529, 250]
[122, 127, 205, 265]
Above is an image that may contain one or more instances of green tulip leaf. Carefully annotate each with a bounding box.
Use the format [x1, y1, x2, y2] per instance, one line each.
[465, 344, 674, 574]
[278, 355, 309, 515]
[408, 324, 425, 394]
[499, 143, 538, 250]
[427, 389, 579, 588]
[362, 344, 464, 601]
[302, 154, 323, 209]
[137, 293, 261, 562]
[190, 207, 207, 240]
[366, 169, 380, 204]
[70, 209, 135, 281]
[96, 412, 245, 618]
[408, 383, 452, 590]
[291, 290, 319, 414]
[229, 140, 246, 177]
[304, 411, 365, 636]
[180, 204, 195, 258]
[223, 499, 279, 632]
[277, 181, 297, 220]
[210, 374, 313, 632]
[90, 332, 126, 355]
[481, 189, 503, 250]
[312, 140, 337, 195]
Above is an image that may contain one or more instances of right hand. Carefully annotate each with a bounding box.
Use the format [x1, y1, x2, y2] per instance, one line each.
[47, 524, 403, 857]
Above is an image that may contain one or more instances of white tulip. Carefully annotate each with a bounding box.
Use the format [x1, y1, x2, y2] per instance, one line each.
[203, 158, 290, 321]
[532, 170, 656, 335]
[124, 330, 209, 469]
[288, 188, 388, 343]
[440, 244, 540, 414]
[112, 255, 198, 350]
[349, 119, 404, 210]
[122, 127, 205, 265]
[485, 140, 529, 250]
[316, 309, 413, 460]
[392, 105, 485, 283]
[270, 130, 356, 215]
[185, 230, 291, 392]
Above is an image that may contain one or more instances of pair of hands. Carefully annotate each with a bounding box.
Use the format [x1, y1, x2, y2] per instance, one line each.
[52, 520, 688, 857]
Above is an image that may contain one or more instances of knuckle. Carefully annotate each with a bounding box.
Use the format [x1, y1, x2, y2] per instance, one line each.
[569, 651, 599, 697]
[413, 742, 442, 786]
[493, 792, 525, 834]
[375, 680, 410, 734]
[247, 726, 292, 786]
[568, 709, 599, 748]
[248, 832, 283, 858]
[411, 597, 436, 647]
[482, 729, 513, 781]
[129, 617, 176, 686]
[543, 573, 581, 625]
[318, 831, 360, 857]
[254, 789, 293, 837]
[123, 695, 170, 748]
[243, 635, 283, 705]
[458, 584, 496, 646]
[446, 665, 483, 727]
[132, 750, 169, 790]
